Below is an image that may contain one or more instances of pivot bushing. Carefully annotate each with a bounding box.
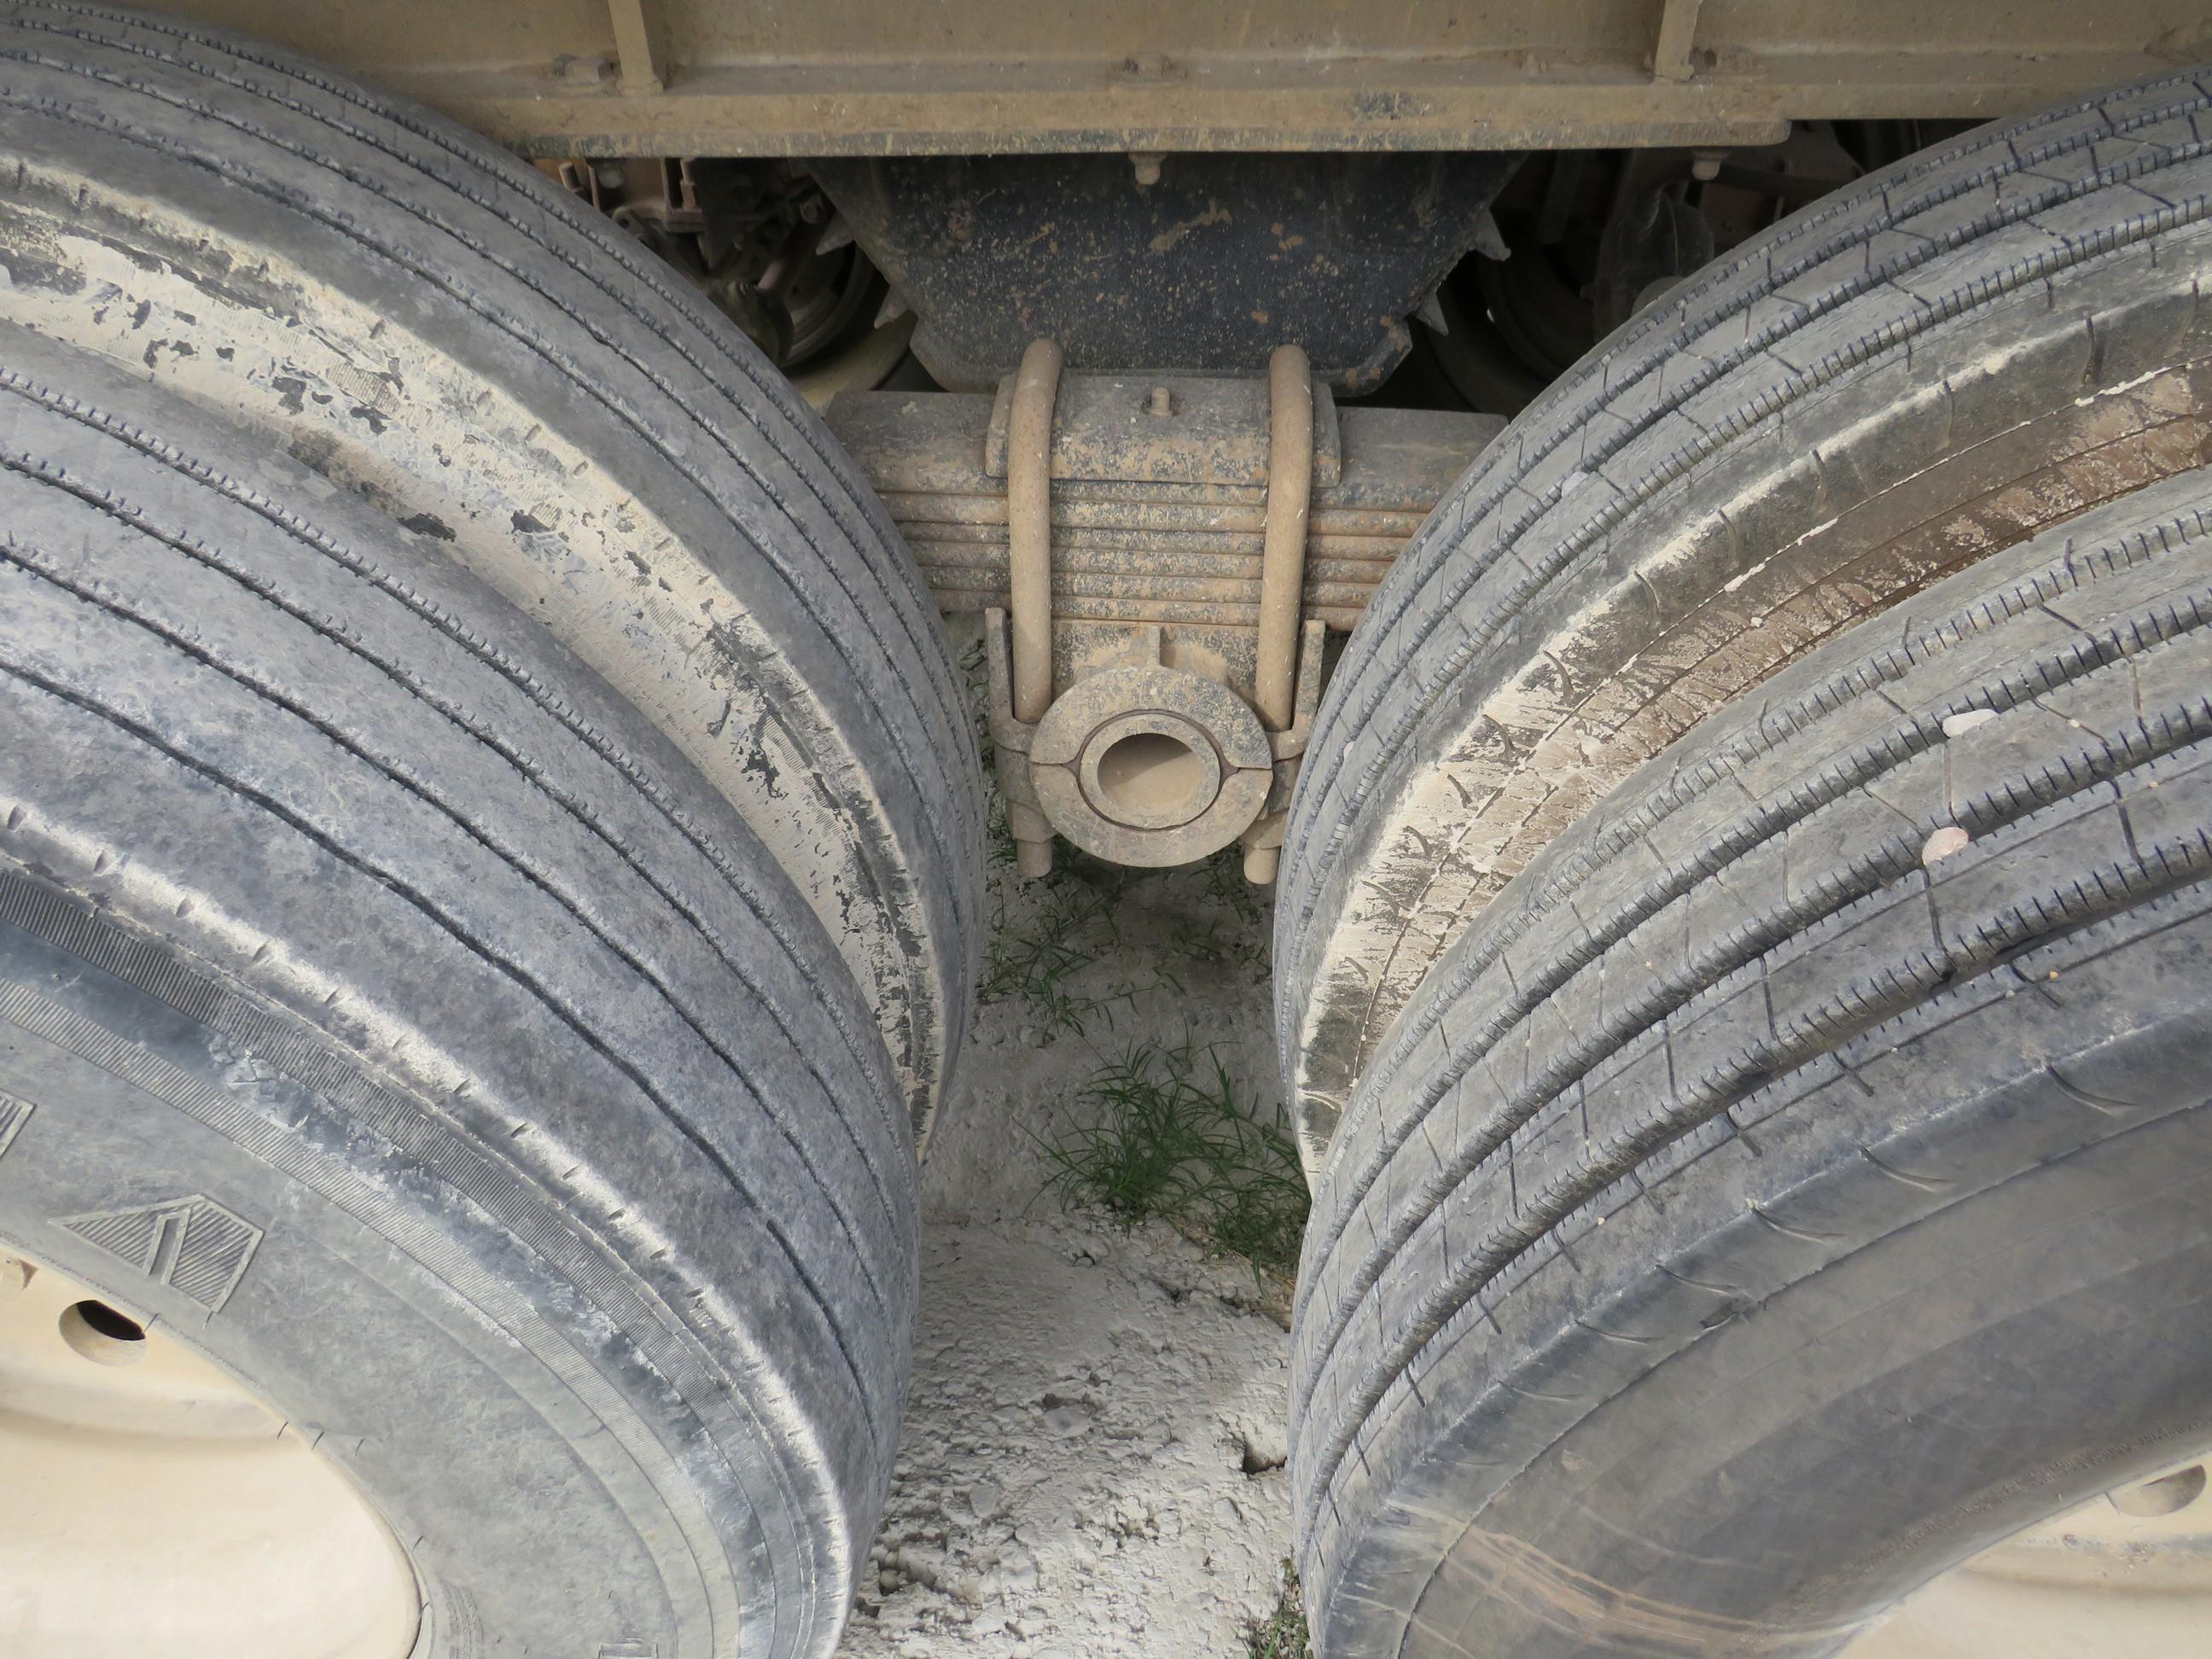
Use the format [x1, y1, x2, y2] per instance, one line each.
[1028, 666, 1272, 866]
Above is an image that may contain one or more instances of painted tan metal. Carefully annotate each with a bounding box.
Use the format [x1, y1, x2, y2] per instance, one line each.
[1843, 1457, 2212, 1658]
[1005, 338, 1063, 727]
[986, 606, 1327, 876]
[1028, 655, 1274, 867]
[1650, 0, 1703, 82]
[952, 354, 1427, 878]
[980, 370, 1341, 493]
[902, 360, 1469, 879]
[1254, 344, 1315, 734]
[980, 604, 1057, 878]
[143, 1, 2212, 155]
[603, 0, 662, 94]
[1240, 615, 1328, 886]
[792, 311, 916, 410]
[1086, 718, 1222, 830]
[824, 387, 1498, 632]
[0, 1250, 419, 1658]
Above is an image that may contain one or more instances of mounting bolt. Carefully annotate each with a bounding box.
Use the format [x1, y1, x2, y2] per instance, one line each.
[1130, 151, 1165, 189]
[1691, 147, 1729, 183]
[1148, 385, 1174, 418]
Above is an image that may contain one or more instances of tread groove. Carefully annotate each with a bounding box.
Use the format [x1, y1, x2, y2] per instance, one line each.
[0, 648, 892, 1462]
[1297, 538, 2212, 1367]
[1278, 71, 2212, 1143]
[0, 361, 911, 1173]
[0, 527, 904, 1323]
[1290, 457, 2212, 1650]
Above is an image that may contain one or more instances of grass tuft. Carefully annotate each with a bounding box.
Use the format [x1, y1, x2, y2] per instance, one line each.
[979, 851, 1149, 1037]
[1035, 1036, 1309, 1279]
[982, 842, 1268, 1034]
[1248, 1561, 1310, 1658]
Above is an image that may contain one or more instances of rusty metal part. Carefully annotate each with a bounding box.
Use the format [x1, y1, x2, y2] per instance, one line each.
[1255, 345, 1315, 731]
[1005, 339, 1065, 725]
[824, 388, 1500, 631]
[153, 3, 2208, 157]
[538, 154, 886, 371]
[806, 153, 1519, 392]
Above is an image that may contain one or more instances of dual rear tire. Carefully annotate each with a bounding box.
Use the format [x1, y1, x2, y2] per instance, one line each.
[5, 10, 2212, 1657]
[0, 7, 982, 1656]
[1279, 70, 2212, 1659]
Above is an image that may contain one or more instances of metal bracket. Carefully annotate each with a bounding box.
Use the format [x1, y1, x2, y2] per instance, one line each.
[605, 0, 664, 92]
[982, 339, 1332, 882]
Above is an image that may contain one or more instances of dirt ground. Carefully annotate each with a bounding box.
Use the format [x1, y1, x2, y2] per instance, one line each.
[836, 779, 1302, 1657]
[836, 1214, 1295, 1657]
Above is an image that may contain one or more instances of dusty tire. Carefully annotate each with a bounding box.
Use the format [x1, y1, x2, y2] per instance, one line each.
[0, 1, 982, 1130]
[0, 329, 913, 1657]
[1288, 466, 2212, 1656]
[1277, 70, 2212, 1173]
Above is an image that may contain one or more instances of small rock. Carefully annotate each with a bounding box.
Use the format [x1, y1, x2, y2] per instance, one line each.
[1921, 824, 1973, 864]
[1941, 707, 1999, 737]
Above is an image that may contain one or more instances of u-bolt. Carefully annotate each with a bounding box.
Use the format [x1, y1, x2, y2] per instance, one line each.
[1254, 343, 1313, 732]
[1006, 338, 1064, 725]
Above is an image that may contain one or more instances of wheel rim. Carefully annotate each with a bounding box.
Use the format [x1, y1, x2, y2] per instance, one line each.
[0, 1246, 420, 1659]
[1844, 1458, 2212, 1657]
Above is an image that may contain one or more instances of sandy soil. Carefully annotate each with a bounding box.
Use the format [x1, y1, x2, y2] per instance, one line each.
[837, 780, 1300, 1657]
[838, 1215, 1293, 1657]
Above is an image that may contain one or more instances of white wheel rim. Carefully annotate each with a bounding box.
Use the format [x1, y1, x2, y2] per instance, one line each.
[0, 1247, 420, 1659]
[1844, 1455, 2212, 1657]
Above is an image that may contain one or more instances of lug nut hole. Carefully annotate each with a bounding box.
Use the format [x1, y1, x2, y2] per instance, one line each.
[60, 1299, 148, 1366]
[2109, 1464, 2208, 1517]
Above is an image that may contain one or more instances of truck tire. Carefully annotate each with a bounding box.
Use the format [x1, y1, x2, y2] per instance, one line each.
[0, 1, 982, 1132]
[1277, 69, 2212, 1175]
[0, 328, 913, 1658]
[1289, 465, 2212, 1657]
